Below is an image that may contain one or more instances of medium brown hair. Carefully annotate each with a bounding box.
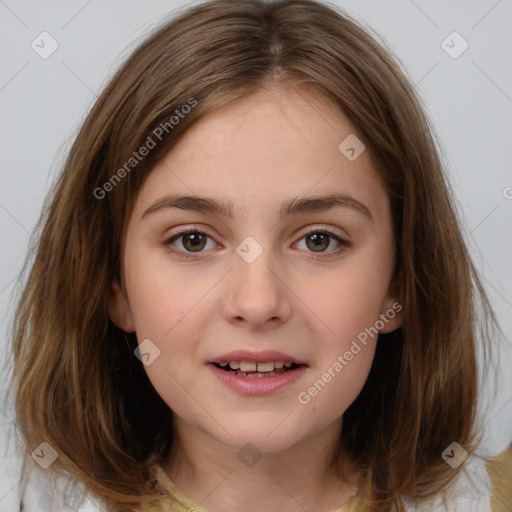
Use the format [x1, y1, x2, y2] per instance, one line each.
[6, 0, 499, 510]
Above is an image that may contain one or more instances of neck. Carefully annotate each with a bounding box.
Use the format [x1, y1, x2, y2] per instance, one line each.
[162, 417, 360, 512]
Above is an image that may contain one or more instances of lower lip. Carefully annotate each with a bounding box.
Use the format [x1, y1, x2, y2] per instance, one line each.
[206, 363, 308, 396]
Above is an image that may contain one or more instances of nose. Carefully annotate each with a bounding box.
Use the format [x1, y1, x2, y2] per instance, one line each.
[222, 245, 292, 329]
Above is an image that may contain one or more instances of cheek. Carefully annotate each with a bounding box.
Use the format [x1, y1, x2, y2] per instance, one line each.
[124, 246, 209, 385]
[298, 270, 384, 415]
[124, 243, 203, 336]
[305, 259, 392, 344]
[298, 249, 391, 410]
[300, 342, 376, 418]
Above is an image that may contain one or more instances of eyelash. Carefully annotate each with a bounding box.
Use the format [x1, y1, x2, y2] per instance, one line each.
[162, 225, 351, 261]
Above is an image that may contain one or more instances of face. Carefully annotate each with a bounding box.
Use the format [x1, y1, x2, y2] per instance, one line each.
[108, 86, 402, 454]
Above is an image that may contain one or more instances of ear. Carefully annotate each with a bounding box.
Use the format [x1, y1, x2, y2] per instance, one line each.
[377, 293, 403, 334]
[107, 280, 136, 333]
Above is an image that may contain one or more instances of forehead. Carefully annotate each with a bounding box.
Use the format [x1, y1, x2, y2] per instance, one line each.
[132, 86, 389, 224]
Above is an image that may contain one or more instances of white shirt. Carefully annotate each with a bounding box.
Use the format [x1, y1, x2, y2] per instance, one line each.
[395, 455, 492, 511]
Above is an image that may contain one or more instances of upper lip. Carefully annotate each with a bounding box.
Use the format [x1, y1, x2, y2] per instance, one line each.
[207, 349, 308, 365]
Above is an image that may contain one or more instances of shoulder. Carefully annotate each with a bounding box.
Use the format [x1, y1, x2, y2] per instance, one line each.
[21, 468, 108, 512]
[396, 455, 492, 512]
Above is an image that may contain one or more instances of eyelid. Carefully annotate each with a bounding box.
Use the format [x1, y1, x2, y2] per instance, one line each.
[162, 223, 351, 259]
[163, 223, 349, 241]
[163, 225, 216, 245]
[300, 224, 349, 240]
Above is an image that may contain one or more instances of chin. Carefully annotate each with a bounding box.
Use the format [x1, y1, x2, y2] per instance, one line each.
[209, 414, 307, 454]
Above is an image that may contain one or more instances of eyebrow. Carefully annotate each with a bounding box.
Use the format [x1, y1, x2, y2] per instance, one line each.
[141, 193, 372, 221]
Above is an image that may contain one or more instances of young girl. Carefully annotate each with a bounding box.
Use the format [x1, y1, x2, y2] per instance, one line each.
[6, 0, 504, 510]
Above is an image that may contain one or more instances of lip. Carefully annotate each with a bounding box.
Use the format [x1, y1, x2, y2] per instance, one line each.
[206, 349, 308, 365]
[206, 362, 308, 396]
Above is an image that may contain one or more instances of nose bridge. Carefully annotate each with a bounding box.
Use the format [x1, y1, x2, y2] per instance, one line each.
[225, 233, 289, 325]
[235, 233, 278, 292]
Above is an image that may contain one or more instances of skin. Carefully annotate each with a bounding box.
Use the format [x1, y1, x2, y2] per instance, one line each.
[108, 85, 402, 512]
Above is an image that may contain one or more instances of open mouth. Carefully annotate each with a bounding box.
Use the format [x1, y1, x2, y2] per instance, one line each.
[212, 361, 304, 377]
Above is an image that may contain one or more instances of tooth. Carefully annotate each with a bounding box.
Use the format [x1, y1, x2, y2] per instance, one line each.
[239, 361, 257, 372]
[284, 362, 292, 368]
[257, 362, 275, 372]
[274, 361, 284, 369]
[229, 361, 240, 369]
[219, 361, 228, 367]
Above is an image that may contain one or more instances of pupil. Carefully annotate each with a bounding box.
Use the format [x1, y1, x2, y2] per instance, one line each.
[184, 233, 329, 253]
[185, 233, 204, 251]
[308, 233, 327, 251]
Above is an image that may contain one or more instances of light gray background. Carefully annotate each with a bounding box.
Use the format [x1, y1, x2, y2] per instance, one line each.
[1, 0, 511, 510]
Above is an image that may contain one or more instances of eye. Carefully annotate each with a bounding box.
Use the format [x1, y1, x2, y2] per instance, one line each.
[162, 227, 217, 260]
[162, 225, 351, 260]
[295, 226, 351, 257]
